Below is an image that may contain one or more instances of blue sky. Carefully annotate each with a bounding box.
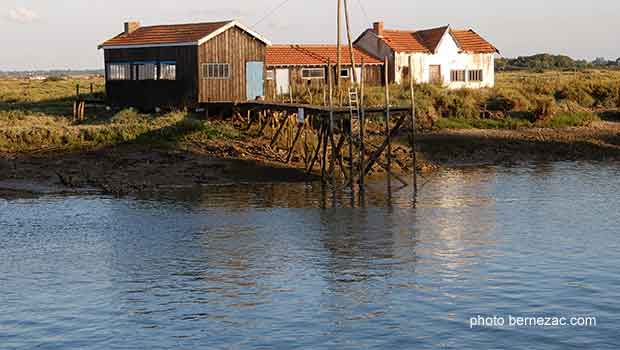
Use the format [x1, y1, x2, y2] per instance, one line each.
[2, 0, 619, 70]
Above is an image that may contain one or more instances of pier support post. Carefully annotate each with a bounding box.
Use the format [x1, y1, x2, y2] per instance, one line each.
[409, 56, 418, 196]
[384, 56, 392, 189]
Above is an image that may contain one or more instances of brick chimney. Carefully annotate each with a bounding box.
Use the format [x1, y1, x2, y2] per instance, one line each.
[124, 21, 140, 35]
[373, 21, 384, 37]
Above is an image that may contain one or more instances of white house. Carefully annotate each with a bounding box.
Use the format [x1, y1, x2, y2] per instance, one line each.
[354, 22, 499, 88]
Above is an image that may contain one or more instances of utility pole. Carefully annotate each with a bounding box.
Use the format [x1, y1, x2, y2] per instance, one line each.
[342, 0, 357, 85]
[336, 0, 342, 88]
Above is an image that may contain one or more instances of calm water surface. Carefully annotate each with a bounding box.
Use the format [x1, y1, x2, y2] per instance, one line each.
[1, 162, 619, 349]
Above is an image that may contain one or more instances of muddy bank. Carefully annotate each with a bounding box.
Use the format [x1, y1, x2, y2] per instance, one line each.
[0, 144, 320, 196]
[1, 121, 619, 196]
[417, 121, 620, 166]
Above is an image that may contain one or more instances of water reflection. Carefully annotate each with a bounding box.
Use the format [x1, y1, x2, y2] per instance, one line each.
[2, 162, 620, 349]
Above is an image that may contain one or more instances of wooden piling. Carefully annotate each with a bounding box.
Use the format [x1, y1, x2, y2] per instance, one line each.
[359, 57, 366, 190]
[321, 121, 329, 181]
[328, 58, 336, 184]
[286, 119, 305, 163]
[307, 123, 325, 174]
[409, 56, 418, 194]
[270, 112, 288, 147]
[384, 56, 392, 185]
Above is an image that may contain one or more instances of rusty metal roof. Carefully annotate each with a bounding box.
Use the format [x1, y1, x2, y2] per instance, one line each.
[266, 45, 383, 66]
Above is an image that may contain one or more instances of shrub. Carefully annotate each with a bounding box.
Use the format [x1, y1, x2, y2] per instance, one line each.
[537, 112, 600, 128]
[532, 95, 558, 120]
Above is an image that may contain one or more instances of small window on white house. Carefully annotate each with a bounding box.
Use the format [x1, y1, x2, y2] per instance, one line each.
[265, 69, 275, 80]
[301, 68, 325, 80]
[135, 63, 158, 80]
[203, 63, 230, 79]
[468, 70, 483, 82]
[107, 63, 131, 80]
[450, 70, 466, 82]
[160, 62, 176, 80]
[340, 68, 350, 78]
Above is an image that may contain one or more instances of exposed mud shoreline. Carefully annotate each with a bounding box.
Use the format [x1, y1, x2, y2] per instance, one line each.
[1, 121, 619, 196]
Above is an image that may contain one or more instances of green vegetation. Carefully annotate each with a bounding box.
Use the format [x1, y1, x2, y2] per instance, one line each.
[0, 78, 240, 153]
[359, 69, 615, 130]
[1, 69, 618, 154]
[496, 54, 620, 72]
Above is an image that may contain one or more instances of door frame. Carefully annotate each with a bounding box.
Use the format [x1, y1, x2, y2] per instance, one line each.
[275, 68, 290, 95]
[429, 65, 442, 84]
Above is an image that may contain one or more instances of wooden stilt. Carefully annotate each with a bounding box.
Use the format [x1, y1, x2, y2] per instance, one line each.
[286, 120, 305, 163]
[409, 56, 418, 194]
[270, 111, 289, 147]
[384, 56, 392, 186]
[359, 57, 366, 191]
[364, 114, 407, 177]
[307, 123, 325, 174]
[257, 111, 273, 136]
[321, 122, 329, 181]
[245, 110, 254, 131]
[328, 58, 336, 184]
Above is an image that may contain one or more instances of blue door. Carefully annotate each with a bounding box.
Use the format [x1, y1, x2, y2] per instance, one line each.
[246, 61, 264, 100]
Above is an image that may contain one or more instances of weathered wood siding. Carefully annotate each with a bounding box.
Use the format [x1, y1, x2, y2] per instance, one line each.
[104, 46, 198, 109]
[264, 65, 384, 99]
[198, 26, 266, 102]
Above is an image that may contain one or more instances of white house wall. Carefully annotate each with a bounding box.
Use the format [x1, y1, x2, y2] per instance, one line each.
[394, 33, 495, 89]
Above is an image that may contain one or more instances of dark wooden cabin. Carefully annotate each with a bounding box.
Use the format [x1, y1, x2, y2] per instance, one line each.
[265, 45, 384, 99]
[99, 20, 271, 109]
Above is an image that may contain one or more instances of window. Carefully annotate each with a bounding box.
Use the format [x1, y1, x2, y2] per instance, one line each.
[107, 63, 131, 80]
[301, 68, 325, 80]
[340, 68, 350, 78]
[468, 69, 483, 82]
[203, 63, 230, 79]
[450, 70, 466, 82]
[135, 62, 158, 80]
[265, 69, 275, 80]
[160, 62, 176, 80]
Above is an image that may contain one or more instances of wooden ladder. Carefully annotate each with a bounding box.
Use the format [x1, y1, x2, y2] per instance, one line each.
[348, 87, 361, 138]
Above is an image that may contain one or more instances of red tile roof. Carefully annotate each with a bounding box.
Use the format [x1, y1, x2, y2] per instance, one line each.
[266, 45, 383, 66]
[100, 20, 237, 48]
[450, 29, 499, 54]
[371, 25, 498, 54]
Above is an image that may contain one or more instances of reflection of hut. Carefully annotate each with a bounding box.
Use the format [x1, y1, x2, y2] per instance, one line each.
[265, 45, 385, 98]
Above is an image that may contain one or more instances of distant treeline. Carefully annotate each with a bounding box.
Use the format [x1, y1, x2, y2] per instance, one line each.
[496, 54, 620, 72]
[0, 69, 104, 78]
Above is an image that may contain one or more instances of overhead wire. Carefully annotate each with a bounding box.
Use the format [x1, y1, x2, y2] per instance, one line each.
[356, 0, 371, 23]
[252, 0, 296, 27]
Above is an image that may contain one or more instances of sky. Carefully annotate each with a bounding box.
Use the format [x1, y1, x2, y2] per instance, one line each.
[1, 0, 619, 70]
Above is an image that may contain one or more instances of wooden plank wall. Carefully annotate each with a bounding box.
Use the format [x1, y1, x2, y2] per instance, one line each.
[198, 26, 266, 102]
[104, 46, 198, 109]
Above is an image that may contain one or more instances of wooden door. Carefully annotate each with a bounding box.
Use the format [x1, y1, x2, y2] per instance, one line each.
[429, 65, 441, 84]
[246, 61, 264, 100]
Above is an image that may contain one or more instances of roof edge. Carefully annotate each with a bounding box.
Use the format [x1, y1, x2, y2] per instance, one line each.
[98, 19, 271, 50]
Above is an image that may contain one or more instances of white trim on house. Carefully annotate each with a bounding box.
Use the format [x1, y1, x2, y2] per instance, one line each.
[197, 21, 271, 46]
